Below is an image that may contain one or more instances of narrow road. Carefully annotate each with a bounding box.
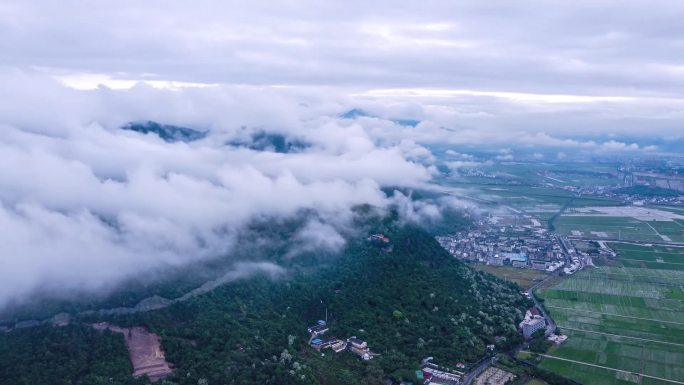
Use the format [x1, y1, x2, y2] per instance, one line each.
[528, 272, 559, 337]
[644, 221, 671, 242]
[528, 353, 684, 385]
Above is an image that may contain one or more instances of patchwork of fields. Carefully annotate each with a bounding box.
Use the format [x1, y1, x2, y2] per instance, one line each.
[538, 267, 684, 385]
[609, 243, 684, 272]
[446, 178, 624, 222]
[555, 215, 684, 243]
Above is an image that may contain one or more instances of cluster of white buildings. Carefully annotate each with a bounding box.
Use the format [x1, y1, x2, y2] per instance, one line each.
[419, 362, 463, 385]
[307, 322, 375, 360]
[436, 226, 568, 272]
[563, 254, 581, 275]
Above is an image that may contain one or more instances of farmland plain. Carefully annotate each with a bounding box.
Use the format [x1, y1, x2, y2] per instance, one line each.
[538, 266, 684, 385]
[608, 243, 684, 271]
[554, 215, 684, 243]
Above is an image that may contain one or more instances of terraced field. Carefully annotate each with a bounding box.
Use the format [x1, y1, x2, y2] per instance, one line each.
[538, 267, 684, 385]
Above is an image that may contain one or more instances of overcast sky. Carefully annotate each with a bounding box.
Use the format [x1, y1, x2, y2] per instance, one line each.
[2, 1, 684, 95]
[1, 1, 683, 311]
[2, 0, 683, 140]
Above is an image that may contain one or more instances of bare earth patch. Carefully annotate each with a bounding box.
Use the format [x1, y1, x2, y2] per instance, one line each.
[93, 322, 173, 382]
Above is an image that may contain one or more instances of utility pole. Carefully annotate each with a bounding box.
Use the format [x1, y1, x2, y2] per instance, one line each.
[321, 299, 328, 323]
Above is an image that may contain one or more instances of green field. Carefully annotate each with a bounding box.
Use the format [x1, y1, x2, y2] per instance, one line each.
[555, 216, 659, 242]
[608, 243, 684, 271]
[524, 379, 549, 385]
[472, 265, 549, 289]
[554, 215, 684, 242]
[538, 266, 684, 384]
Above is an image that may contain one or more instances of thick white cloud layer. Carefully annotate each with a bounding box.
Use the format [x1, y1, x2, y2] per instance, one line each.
[0, 74, 440, 309]
[1, 1, 683, 309]
[0, 65, 677, 309]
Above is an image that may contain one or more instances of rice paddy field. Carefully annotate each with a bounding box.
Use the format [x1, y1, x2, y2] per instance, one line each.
[537, 266, 684, 385]
[609, 243, 684, 272]
[554, 215, 684, 243]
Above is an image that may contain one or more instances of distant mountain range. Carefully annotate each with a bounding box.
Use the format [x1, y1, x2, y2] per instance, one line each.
[341, 108, 421, 127]
[121, 121, 207, 142]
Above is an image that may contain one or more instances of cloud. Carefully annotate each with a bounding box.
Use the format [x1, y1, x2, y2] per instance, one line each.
[446, 161, 482, 170]
[1, 0, 683, 309]
[3, 0, 684, 97]
[285, 219, 347, 258]
[390, 191, 442, 224]
[0, 73, 438, 310]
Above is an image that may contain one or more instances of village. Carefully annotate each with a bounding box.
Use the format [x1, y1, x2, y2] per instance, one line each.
[434, 212, 616, 276]
[435, 217, 568, 273]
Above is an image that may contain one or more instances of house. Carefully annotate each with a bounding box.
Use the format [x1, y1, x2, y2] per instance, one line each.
[331, 339, 347, 352]
[501, 252, 528, 265]
[519, 307, 546, 338]
[368, 234, 390, 243]
[520, 316, 546, 338]
[512, 260, 527, 268]
[421, 363, 462, 385]
[547, 334, 568, 345]
[347, 337, 372, 360]
[319, 338, 337, 348]
[348, 337, 367, 349]
[308, 324, 329, 336]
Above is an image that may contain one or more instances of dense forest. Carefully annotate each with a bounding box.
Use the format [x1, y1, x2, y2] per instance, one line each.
[0, 213, 530, 385]
[0, 324, 146, 385]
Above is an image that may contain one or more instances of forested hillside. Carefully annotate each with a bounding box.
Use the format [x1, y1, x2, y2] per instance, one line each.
[0, 221, 529, 385]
